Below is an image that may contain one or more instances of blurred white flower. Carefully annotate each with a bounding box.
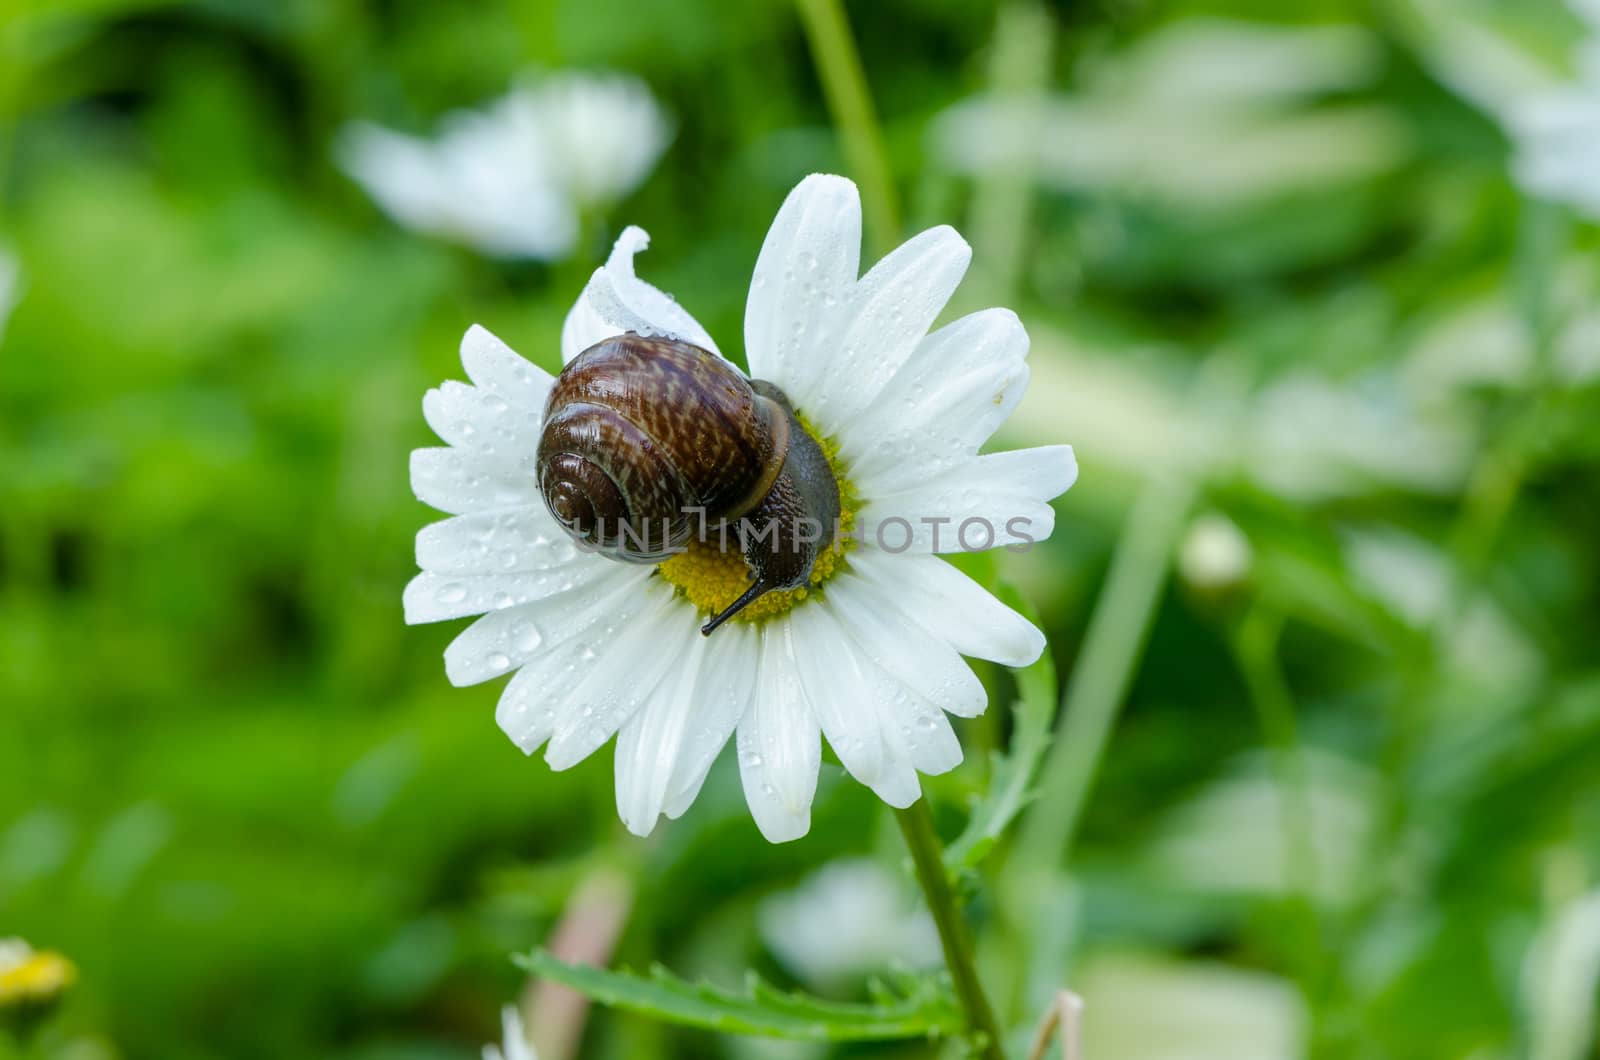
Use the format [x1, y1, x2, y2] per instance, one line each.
[1010, 330, 1474, 502]
[1396, 0, 1565, 125]
[0, 249, 19, 344]
[1075, 951, 1307, 1060]
[1343, 526, 1542, 697]
[338, 72, 672, 260]
[1178, 513, 1252, 592]
[1523, 889, 1600, 1060]
[482, 1004, 537, 1060]
[1405, 259, 1600, 397]
[1510, 0, 1600, 218]
[758, 859, 941, 987]
[1145, 751, 1379, 910]
[1245, 374, 1472, 501]
[1083, 19, 1383, 106]
[1415, 0, 1600, 215]
[931, 19, 1406, 210]
[1513, 108, 1600, 217]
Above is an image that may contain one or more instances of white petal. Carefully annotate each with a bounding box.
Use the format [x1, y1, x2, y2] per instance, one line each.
[824, 574, 987, 718]
[422, 382, 542, 471]
[459, 324, 554, 415]
[544, 582, 690, 770]
[402, 559, 618, 624]
[410, 448, 541, 516]
[744, 174, 862, 400]
[662, 621, 759, 817]
[444, 606, 546, 686]
[560, 225, 720, 365]
[858, 445, 1077, 553]
[870, 678, 962, 781]
[415, 508, 578, 575]
[494, 661, 564, 754]
[869, 747, 924, 808]
[788, 603, 885, 784]
[850, 550, 1046, 668]
[662, 766, 712, 821]
[491, 568, 652, 754]
[790, 603, 926, 807]
[445, 566, 642, 686]
[842, 308, 1031, 491]
[802, 226, 971, 433]
[615, 635, 708, 836]
[493, 1004, 535, 1060]
[736, 620, 822, 842]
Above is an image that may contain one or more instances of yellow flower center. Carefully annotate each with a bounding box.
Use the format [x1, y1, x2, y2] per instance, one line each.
[657, 415, 857, 625]
[0, 951, 77, 1007]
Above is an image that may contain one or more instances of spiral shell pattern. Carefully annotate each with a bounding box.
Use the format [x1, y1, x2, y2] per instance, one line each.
[535, 335, 787, 561]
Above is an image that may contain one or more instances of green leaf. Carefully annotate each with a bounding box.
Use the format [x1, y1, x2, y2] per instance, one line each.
[944, 583, 1059, 873]
[514, 950, 961, 1042]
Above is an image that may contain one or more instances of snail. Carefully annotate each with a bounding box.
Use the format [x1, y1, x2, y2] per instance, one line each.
[536, 333, 841, 635]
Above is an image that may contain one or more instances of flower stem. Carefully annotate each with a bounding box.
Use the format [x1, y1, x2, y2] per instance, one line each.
[794, 0, 901, 258]
[1227, 604, 1327, 1007]
[895, 800, 1006, 1060]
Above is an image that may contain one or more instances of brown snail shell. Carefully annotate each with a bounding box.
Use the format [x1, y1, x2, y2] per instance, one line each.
[536, 333, 841, 633]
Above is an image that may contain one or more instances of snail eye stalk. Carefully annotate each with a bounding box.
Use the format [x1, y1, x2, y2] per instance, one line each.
[700, 579, 772, 636]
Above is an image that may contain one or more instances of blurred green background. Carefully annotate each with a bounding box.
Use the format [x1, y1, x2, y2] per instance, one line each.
[3, 0, 1600, 1057]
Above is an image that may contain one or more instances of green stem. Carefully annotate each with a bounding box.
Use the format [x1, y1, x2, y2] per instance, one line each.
[1444, 199, 1563, 586]
[896, 800, 1006, 1060]
[1013, 469, 1197, 870]
[965, 1, 1054, 308]
[794, 0, 901, 257]
[1228, 604, 1325, 1002]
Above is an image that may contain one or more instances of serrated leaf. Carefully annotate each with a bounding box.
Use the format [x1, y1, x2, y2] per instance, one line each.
[515, 950, 962, 1042]
[945, 583, 1059, 873]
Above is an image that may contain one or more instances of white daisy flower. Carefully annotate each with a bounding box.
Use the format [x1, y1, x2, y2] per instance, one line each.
[758, 859, 941, 987]
[404, 174, 1076, 842]
[1510, 1, 1600, 217]
[482, 1004, 538, 1060]
[338, 72, 671, 260]
[929, 19, 1405, 211]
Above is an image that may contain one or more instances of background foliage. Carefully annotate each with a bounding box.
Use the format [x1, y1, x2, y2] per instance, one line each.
[3, 0, 1600, 1057]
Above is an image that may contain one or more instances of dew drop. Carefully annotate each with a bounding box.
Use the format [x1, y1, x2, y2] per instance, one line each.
[437, 583, 468, 604]
[512, 623, 543, 653]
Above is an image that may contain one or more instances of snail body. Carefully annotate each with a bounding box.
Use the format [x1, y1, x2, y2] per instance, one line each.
[536, 333, 840, 633]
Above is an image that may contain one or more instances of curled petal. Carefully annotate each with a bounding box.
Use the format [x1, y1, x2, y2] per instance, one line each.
[560, 226, 721, 364]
